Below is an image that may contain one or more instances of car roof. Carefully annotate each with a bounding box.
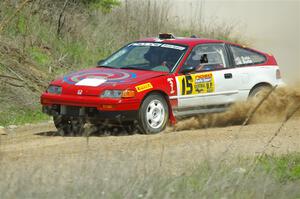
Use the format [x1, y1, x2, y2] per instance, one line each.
[138, 37, 228, 47]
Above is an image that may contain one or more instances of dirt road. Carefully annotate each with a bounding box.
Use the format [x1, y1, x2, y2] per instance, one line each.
[0, 115, 299, 198]
[1, 116, 299, 172]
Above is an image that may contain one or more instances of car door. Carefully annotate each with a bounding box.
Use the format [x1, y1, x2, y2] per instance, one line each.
[175, 43, 241, 109]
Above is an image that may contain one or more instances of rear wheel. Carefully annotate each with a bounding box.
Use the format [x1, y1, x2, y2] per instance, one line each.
[53, 116, 85, 136]
[249, 85, 272, 100]
[138, 94, 169, 134]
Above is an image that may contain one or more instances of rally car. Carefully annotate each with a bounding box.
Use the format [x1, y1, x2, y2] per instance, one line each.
[41, 33, 284, 135]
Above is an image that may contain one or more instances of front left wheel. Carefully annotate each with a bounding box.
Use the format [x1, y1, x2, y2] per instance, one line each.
[138, 94, 169, 134]
[53, 116, 85, 136]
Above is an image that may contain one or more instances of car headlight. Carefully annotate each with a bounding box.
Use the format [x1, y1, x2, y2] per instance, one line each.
[100, 90, 135, 98]
[101, 90, 122, 98]
[47, 85, 62, 94]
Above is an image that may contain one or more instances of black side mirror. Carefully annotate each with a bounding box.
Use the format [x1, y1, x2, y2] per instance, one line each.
[97, 59, 105, 66]
[181, 66, 196, 74]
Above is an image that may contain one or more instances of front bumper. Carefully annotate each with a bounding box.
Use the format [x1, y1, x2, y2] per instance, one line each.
[42, 105, 138, 121]
[41, 93, 141, 121]
[41, 93, 140, 111]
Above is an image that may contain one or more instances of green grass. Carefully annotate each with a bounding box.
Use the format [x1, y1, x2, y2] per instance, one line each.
[260, 154, 300, 183]
[0, 108, 50, 127]
[29, 47, 51, 66]
[141, 154, 300, 198]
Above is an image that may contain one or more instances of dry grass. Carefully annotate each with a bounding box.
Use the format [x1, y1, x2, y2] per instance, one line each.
[0, 146, 299, 198]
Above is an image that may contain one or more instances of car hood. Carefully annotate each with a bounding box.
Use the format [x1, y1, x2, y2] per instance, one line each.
[53, 67, 167, 96]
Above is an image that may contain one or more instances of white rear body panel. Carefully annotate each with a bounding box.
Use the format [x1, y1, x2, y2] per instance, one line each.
[171, 65, 284, 116]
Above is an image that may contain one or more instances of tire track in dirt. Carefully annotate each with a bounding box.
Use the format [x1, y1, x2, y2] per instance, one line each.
[1, 116, 300, 163]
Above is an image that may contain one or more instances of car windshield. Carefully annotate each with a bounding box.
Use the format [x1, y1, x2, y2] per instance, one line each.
[99, 42, 187, 72]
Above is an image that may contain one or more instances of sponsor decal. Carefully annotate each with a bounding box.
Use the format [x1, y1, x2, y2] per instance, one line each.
[161, 44, 186, 51]
[135, 82, 153, 92]
[194, 73, 213, 83]
[130, 43, 186, 51]
[131, 43, 161, 47]
[167, 78, 175, 94]
[177, 72, 215, 95]
[77, 89, 83, 95]
[63, 69, 137, 85]
[235, 56, 253, 65]
[75, 78, 107, 87]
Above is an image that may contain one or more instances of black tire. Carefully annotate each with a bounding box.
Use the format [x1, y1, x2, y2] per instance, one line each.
[249, 85, 272, 100]
[53, 116, 85, 136]
[138, 94, 169, 134]
[120, 121, 138, 135]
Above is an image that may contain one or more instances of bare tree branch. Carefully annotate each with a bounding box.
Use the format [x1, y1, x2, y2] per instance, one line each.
[0, 74, 23, 81]
[57, 0, 70, 37]
[2, 80, 24, 88]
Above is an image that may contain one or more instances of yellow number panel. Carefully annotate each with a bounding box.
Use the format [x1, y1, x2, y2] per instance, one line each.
[177, 72, 215, 95]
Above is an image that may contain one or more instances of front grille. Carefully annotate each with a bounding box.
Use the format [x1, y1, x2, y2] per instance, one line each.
[43, 105, 137, 121]
[61, 106, 83, 116]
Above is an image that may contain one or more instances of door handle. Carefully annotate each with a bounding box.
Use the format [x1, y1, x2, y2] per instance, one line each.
[224, 73, 232, 79]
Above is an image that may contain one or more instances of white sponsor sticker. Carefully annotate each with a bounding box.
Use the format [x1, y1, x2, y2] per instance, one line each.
[130, 43, 186, 51]
[131, 43, 162, 47]
[75, 78, 106, 87]
[161, 44, 186, 51]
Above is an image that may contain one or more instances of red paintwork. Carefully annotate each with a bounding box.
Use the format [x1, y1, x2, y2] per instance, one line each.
[41, 36, 278, 124]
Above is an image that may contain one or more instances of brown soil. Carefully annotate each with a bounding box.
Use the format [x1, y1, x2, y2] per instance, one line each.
[1, 116, 300, 174]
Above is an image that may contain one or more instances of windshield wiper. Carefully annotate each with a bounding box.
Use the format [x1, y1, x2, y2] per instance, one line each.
[97, 65, 115, 68]
[120, 66, 151, 71]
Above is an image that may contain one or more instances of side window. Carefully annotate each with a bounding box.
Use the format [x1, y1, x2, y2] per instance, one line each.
[230, 45, 266, 66]
[183, 43, 229, 72]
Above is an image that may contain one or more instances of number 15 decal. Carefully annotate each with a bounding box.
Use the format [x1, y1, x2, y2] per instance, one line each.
[181, 75, 193, 95]
[177, 72, 215, 95]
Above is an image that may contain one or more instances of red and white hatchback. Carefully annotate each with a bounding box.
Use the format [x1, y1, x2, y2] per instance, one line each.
[41, 34, 284, 135]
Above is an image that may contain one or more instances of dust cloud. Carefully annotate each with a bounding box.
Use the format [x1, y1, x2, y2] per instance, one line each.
[170, 0, 300, 83]
[174, 85, 300, 131]
[168, 0, 300, 131]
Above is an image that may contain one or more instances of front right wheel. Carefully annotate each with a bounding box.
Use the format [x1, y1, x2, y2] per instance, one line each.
[138, 94, 169, 134]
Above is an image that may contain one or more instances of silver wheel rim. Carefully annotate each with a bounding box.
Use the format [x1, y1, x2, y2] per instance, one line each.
[253, 89, 268, 100]
[146, 99, 165, 129]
